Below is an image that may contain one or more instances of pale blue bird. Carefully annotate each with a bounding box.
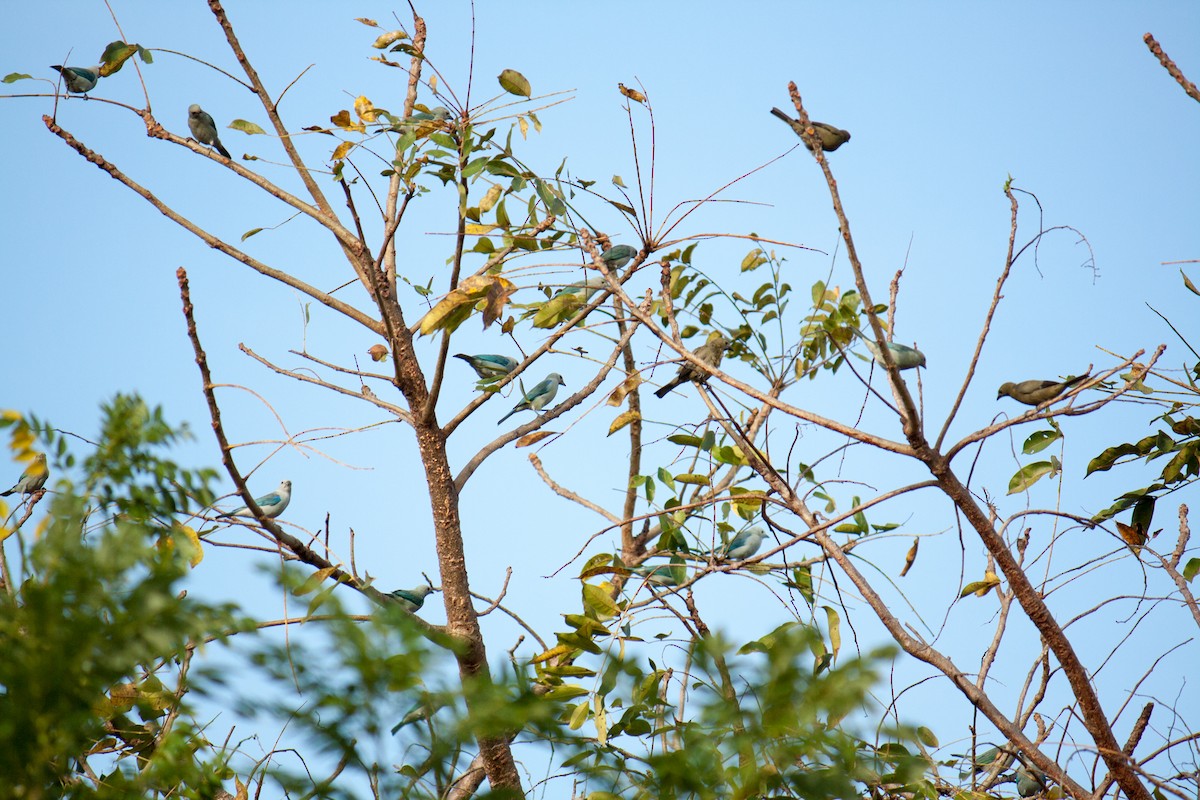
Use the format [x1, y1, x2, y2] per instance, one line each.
[188, 104, 231, 158]
[557, 276, 608, 301]
[387, 584, 436, 612]
[632, 563, 682, 587]
[51, 65, 101, 94]
[2, 453, 48, 497]
[220, 480, 291, 519]
[717, 526, 767, 561]
[454, 353, 518, 380]
[497, 373, 565, 424]
[599, 244, 637, 269]
[856, 329, 926, 370]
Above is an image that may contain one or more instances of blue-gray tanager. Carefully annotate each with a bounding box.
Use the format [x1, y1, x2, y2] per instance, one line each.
[769, 108, 851, 152]
[51, 65, 101, 94]
[718, 526, 767, 561]
[599, 244, 637, 269]
[655, 331, 730, 397]
[1015, 766, 1047, 797]
[387, 584, 436, 612]
[2, 453, 48, 497]
[997, 375, 1088, 405]
[188, 104, 231, 158]
[220, 480, 291, 519]
[632, 563, 682, 587]
[454, 353, 518, 380]
[497, 373, 565, 424]
[855, 329, 925, 370]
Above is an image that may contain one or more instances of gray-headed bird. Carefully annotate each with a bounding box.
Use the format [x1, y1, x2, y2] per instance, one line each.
[498, 373, 566, 424]
[220, 480, 291, 520]
[51, 65, 101, 94]
[454, 353, 518, 380]
[718, 526, 767, 561]
[654, 331, 730, 398]
[858, 332, 926, 371]
[188, 104, 231, 158]
[997, 375, 1088, 406]
[2, 453, 49, 497]
[769, 108, 850, 152]
[387, 584, 436, 612]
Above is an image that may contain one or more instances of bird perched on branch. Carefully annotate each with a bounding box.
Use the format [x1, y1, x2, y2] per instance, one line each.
[2, 453, 48, 497]
[188, 104, 231, 158]
[855, 328, 926, 371]
[997, 375, 1088, 406]
[51, 65, 101, 94]
[220, 480, 291, 519]
[454, 353, 518, 380]
[716, 527, 767, 561]
[598, 244, 637, 269]
[498, 373, 565, 424]
[387, 584, 436, 612]
[769, 108, 851, 152]
[654, 331, 730, 398]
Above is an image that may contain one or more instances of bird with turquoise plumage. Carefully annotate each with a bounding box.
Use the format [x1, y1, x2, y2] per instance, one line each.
[1015, 766, 1047, 797]
[769, 108, 851, 152]
[497, 373, 565, 424]
[387, 584, 436, 612]
[220, 480, 291, 519]
[997, 375, 1088, 406]
[599, 244, 637, 269]
[854, 328, 925, 370]
[654, 330, 731, 398]
[2, 453, 49, 497]
[188, 104, 231, 158]
[51, 65, 101, 94]
[454, 353, 518, 380]
[716, 526, 767, 561]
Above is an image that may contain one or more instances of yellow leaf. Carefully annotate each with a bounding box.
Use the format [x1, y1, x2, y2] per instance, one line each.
[479, 185, 502, 213]
[675, 473, 711, 486]
[418, 275, 515, 336]
[368, 344, 389, 362]
[618, 83, 645, 103]
[294, 566, 338, 596]
[330, 109, 365, 134]
[518, 116, 529, 140]
[371, 30, 408, 49]
[531, 644, 574, 664]
[464, 223, 496, 236]
[899, 538, 918, 577]
[516, 431, 555, 448]
[354, 95, 379, 123]
[1116, 521, 1147, 554]
[331, 141, 355, 161]
[177, 524, 203, 568]
[607, 409, 640, 437]
[605, 372, 642, 406]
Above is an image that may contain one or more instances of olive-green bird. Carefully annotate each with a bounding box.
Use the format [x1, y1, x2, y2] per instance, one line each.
[997, 375, 1088, 406]
[655, 331, 730, 398]
[769, 108, 851, 151]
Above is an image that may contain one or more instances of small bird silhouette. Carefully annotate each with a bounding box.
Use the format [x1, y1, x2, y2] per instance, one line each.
[188, 104, 231, 158]
[769, 108, 850, 151]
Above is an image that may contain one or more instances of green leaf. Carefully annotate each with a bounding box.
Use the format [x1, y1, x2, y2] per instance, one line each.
[822, 605, 841, 663]
[2, 73, 32, 84]
[917, 726, 939, 748]
[568, 700, 590, 729]
[1007, 461, 1056, 494]
[1022, 428, 1061, 455]
[1183, 557, 1200, 583]
[675, 473, 711, 486]
[582, 583, 619, 621]
[497, 68, 531, 97]
[1182, 269, 1200, 296]
[543, 684, 589, 701]
[240, 228, 263, 242]
[229, 119, 267, 135]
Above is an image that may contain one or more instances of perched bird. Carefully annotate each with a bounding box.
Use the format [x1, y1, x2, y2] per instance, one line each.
[220, 480, 291, 519]
[51, 65, 101, 94]
[997, 375, 1088, 406]
[497, 373, 566, 424]
[387, 584, 436, 612]
[856, 329, 926, 371]
[2, 453, 49, 497]
[654, 331, 730, 398]
[632, 563, 682, 587]
[599, 244, 637, 269]
[188, 104, 231, 158]
[769, 108, 851, 152]
[718, 526, 767, 561]
[1015, 766, 1047, 798]
[454, 353, 518, 380]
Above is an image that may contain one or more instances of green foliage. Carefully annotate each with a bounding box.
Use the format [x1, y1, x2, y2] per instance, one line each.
[0, 400, 244, 798]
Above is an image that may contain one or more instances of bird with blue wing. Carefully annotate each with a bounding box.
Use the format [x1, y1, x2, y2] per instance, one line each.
[770, 108, 851, 152]
[51, 65, 101, 94]
[498, 373, 565, 424]
[655, 331, 730, 398]
[220, 480, 291, 519]
[631, 562, 684, 587]
[387, 584, 436, 612]
[715, 526, 767, 561]
[998, 375, 1088, 406]
[599, 244, 637, 269]
[854, 328, 926, 370]
[454, 353, 518, 380]
[2, 453, 48, 497]
[188, 104, 231, 159]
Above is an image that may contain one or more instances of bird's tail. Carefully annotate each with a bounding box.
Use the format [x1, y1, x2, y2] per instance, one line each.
[653, 381, 676, 399]
[769, 107, 793, 123]
[453, 353, 471, 363]
[214, 139, 232, 159]
[497, 408, 517, 425]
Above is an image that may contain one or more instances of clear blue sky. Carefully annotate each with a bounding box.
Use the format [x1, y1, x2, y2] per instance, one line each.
[3, 0, 1198, 784]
